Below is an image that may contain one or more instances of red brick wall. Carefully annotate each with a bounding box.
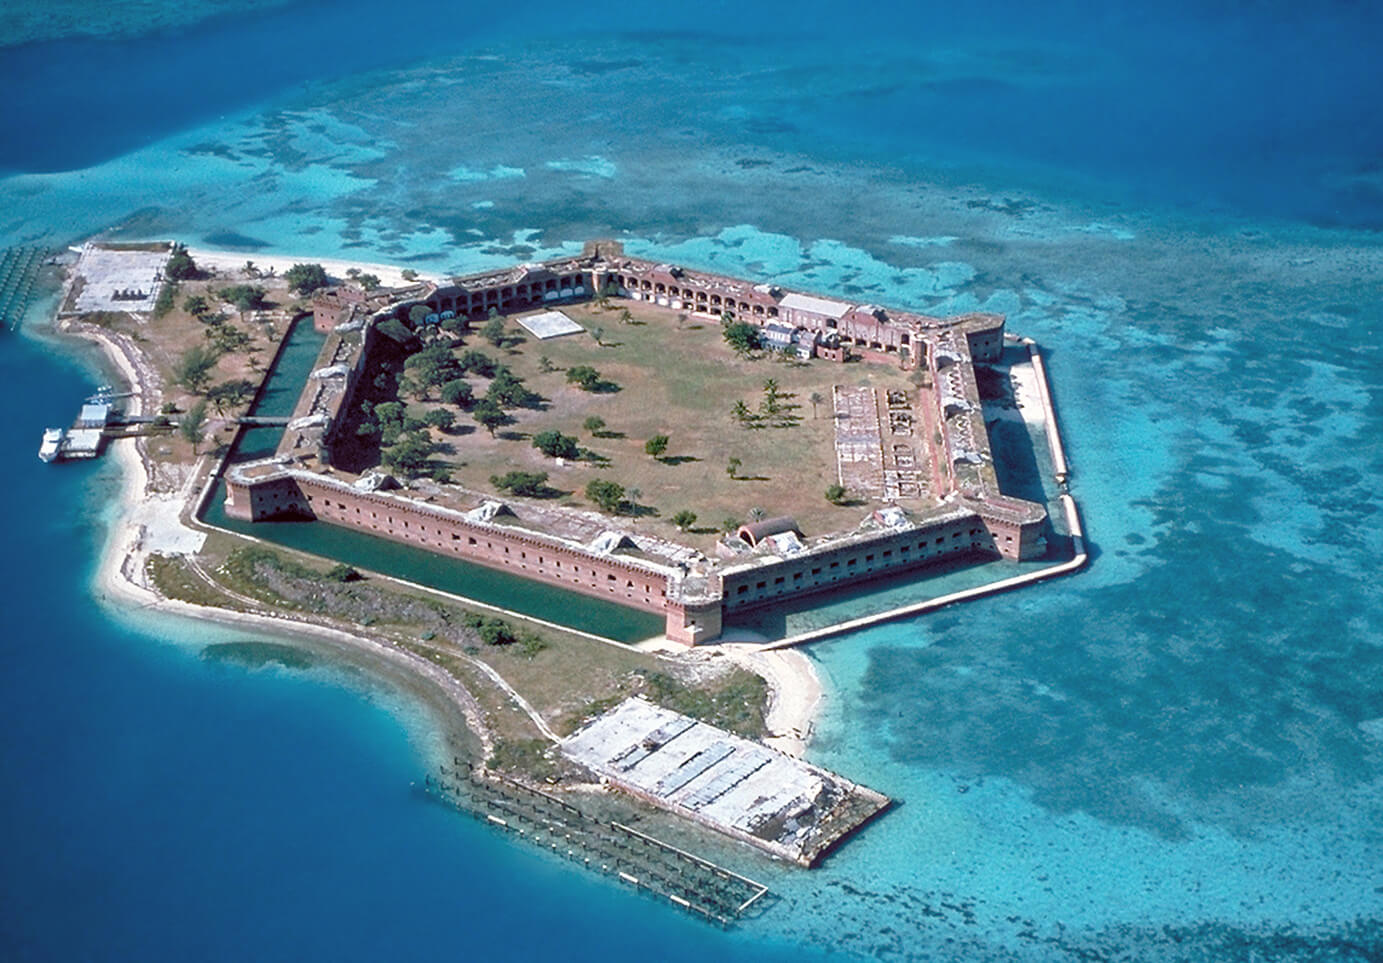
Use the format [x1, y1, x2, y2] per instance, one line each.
[718, 516, 990, 613]
[287, 475, 675, 615]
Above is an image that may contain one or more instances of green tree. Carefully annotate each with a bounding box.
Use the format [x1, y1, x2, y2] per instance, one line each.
[284, 263, 329, 295]
[440, 378, 474, 409]
[825, 483, 848, 505]
[721, 516, 740, 533]
[381, 430, 437, 477]
[423, 408, 455, 432]
[583, 415, 606, 435]
[457, 350, 497, 377]
[722, 321, 761, 355]
[179, 399, 208, 454]
[760, 377, 782, 414]
[565, 365, 602, 391]
[481, 314, 506, 346]
[403, 343, 461, 400]
[207, 323, 253, 354]
[218, 284, 268, 320]
[532, 430, 579, 460]
[644, 434, 669, 459]
[726, 456, 742, 479]
[487, 368, 538, 408]
[357, 272, 381, 291]
[672, 510, 697, 531]
[174, 344, 219, 393]
[373, 401, 405, 428]
[471, 399, 509, 436]
[408, 304, 433, 327]
[490, 471, 550, 497]
[182, 294, 211, 320]
[401, 268, 419, 281]
[585, 478, 625, 513]
[165, 245, 200, 281]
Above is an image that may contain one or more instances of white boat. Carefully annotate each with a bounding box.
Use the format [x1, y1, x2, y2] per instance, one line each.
[39, 428, 64, 463]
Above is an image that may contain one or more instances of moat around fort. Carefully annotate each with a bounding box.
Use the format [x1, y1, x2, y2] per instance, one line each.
[215, 240, 1079, 648]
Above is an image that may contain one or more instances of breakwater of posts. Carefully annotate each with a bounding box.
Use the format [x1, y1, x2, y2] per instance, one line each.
[0, 247, 50, 331]
[423, 764, 772, 927]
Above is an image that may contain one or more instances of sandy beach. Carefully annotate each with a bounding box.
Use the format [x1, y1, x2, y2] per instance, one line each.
[73, 320, 492, 768]
[720, 643, 823, 757]
[187, 248, 445, 288]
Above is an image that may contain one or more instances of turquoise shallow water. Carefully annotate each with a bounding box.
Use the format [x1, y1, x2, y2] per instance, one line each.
[4, 3, 1383, 960]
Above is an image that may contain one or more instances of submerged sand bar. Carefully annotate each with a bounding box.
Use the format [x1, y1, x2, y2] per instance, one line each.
[562, 697, 890, 865]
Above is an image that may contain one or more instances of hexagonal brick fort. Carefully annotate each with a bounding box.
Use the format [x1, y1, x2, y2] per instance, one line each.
[224, 240, 1047, 644]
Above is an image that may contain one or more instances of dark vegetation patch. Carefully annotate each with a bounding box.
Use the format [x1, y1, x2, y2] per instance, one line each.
[201, 641, 317, 670]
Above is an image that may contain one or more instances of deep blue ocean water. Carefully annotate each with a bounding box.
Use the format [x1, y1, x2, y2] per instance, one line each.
[3, 2, 1382, 960]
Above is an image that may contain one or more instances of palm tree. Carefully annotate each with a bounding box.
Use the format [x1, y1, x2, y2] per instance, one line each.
[747, 506, 767, 522]
[809, 391, 824, 419]
[591, 326, 605, 346]
[731, 400, 750, 423]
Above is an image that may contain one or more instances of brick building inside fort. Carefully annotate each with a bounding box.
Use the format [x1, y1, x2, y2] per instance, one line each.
[225, 242, 1046, 644]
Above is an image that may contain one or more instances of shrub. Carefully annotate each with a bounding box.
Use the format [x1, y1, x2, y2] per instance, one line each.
[325, 564, 362, 582]
[565, 365, 602, 391]
[153, 281, 178, 318]
[491, 470, 550, 497]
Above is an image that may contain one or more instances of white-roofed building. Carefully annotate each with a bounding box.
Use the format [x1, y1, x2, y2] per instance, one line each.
[778, 292, 853, 325]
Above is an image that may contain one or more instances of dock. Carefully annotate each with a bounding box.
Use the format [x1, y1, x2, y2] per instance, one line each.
[39, 391, 151, 463]
[561, 697, 890, 867]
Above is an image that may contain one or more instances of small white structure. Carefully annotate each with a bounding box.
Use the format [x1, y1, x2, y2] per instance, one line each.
[516, 310, 586, 340]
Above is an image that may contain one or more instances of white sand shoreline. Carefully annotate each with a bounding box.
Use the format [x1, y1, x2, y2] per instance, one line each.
[71, 321, 493, 764]
[186, 248, 445, 288]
